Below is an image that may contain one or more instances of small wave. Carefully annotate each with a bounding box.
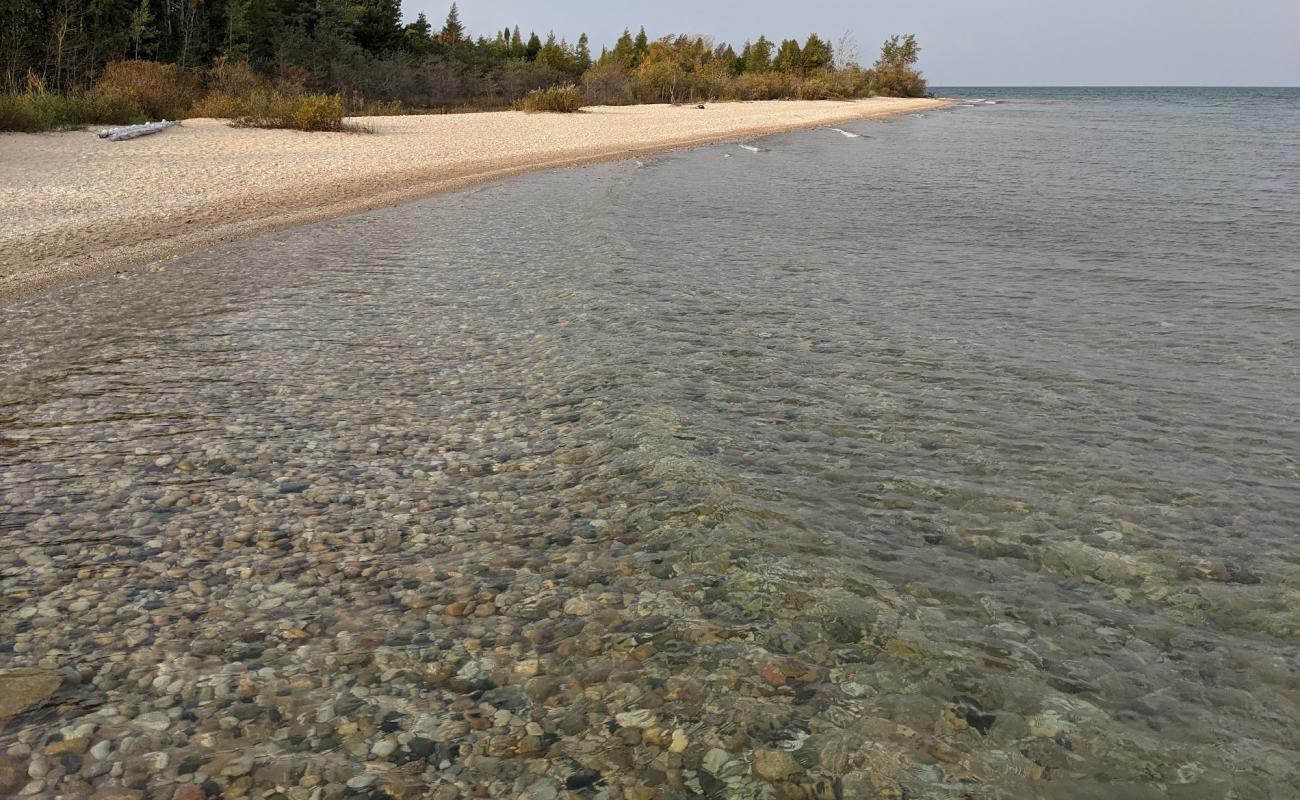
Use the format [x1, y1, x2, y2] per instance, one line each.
[722, 153, 732, 158]
[739, 144, 761, 152]
[829, 127, 862, 138]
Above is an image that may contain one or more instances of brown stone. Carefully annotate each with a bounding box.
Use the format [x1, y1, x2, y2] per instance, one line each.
[752, 748, 800, 783]
[0, 754, 28, 795]
[45, 737, 91, 755]
[0, 669, 61, 721]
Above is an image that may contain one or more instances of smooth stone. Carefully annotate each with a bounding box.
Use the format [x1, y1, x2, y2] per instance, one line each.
[133, 711, 171, 731]
[753, 748, 800, 783]
[614, 709, 656, 729]
[0, 754, 27, 795]
[0, 669, 61, 720]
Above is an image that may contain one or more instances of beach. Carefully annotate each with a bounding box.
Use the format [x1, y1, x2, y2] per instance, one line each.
[1, 88, 1297, 800]
[0, 97, 946, 300]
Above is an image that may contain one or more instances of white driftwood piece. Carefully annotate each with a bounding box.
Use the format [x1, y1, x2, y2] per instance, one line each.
[97, 120, 177, 141]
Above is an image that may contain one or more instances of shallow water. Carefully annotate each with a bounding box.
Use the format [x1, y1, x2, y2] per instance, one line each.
[2, 88, 1298, 799]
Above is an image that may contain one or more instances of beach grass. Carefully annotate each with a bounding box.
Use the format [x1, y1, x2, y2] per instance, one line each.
[0, 90, 145, 133]
[520, 85, 585, 113]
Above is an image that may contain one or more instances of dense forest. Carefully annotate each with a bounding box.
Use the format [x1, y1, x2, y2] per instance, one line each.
[2, 1, 926, 107]
[0, 1, 927, 132]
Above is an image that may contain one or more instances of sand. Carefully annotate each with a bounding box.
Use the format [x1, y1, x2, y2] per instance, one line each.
[0, 97, 949, 300]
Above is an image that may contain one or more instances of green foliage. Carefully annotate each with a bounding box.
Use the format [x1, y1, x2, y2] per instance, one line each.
[743, 37, 774, 73]
[439, 3, 465, 47]
[520, 84, 584, 113]
[0, 89, 144, 132]
[576, 34, 593, 72]
[0, 1, 926, 116]
[773, 39, 803, 73]
[872, 34, 927, 97]
[802, 34, 833, 73]
[233, 92, 351, 131]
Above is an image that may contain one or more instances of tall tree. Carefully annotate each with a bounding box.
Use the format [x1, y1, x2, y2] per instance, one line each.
[525, 31, 540, 61]
[439, 2, 464, 46]
[129, 0, 157, 59]
[745, 35, 773, 72]
[801, 33, 832, 72]
[403, 12, 433, 54]
[773, 38, 802, 73]
[576, 32, 591, 71]
[633, 26, 648, 61]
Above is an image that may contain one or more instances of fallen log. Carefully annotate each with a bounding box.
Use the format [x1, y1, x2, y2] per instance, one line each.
[97, 120, 178, 142]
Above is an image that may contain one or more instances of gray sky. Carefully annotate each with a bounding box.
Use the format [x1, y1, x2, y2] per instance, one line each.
[403, 0, 1300, 86]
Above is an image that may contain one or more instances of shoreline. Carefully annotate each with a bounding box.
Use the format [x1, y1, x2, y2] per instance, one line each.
[0, 97, 950, 302]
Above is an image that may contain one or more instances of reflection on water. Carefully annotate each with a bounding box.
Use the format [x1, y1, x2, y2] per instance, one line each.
[2, 88, 1298, 799]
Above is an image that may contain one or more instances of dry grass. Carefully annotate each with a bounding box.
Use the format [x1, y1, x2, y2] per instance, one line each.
[91, 61, 201, 119]
[520, 85, 585, 113]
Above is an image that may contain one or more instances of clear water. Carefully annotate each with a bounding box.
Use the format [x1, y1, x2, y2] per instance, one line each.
[2, 89, 1298, 799]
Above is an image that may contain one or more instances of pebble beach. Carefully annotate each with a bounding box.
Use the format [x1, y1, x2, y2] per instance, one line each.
[0, 97, 946, 301]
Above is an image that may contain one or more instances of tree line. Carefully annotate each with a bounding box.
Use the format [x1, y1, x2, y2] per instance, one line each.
[1, 1, 927, 108]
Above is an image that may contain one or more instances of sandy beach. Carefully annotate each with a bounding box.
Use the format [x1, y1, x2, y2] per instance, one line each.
[0, 97, 947, 300]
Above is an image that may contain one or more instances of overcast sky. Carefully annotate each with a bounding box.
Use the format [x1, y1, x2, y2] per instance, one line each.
[402, 0, 1300, 86]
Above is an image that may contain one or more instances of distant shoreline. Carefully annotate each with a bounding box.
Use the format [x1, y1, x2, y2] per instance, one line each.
[0, 97, 949, 302]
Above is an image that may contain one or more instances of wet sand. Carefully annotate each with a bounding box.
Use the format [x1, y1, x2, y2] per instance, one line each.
[0, 98, 948, 301]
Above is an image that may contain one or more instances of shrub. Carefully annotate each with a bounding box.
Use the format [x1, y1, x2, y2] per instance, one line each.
[582, 62, 634, 105]
[356, 99, 406, 116]
[234, 92, 351, 131]
[631, 60, 688, 103]
[189, 90, 248, 119]
[520, 84, 584, 113]
[0, 89, 144, 132]
[729, 72, 793, 101]
[207, 57, 268, 97]
[92, 60, 201, 119]
[793, 76, 833, 100]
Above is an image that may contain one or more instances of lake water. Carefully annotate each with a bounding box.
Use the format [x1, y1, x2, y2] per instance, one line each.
[2, 88, 1298, 799]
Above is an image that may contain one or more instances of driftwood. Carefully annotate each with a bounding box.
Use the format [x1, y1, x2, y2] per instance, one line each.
[97, 120, 177, 142]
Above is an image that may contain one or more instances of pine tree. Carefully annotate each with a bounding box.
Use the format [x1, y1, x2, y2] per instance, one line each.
[633, 26, 649, 62]
[774, 38, 802, 73]
[745, 36, 773, 72]
[612, 28, 635, 67]
[525, 31, 541, 61]
[801, 33, 832, 72]
[509, 26, 524, 58]
[439, 2, 464, 46]
[576, 33, 592, 71]
[403, 12, 433, 54]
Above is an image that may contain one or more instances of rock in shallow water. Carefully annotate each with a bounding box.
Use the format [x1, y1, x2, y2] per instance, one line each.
[0, 669, 60, 720]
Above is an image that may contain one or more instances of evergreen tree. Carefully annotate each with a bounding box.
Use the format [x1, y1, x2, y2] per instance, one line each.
[354, 0, 403, 53]
[576, 33, 592, 71]
[633, 27, 649, 61]
[774, 38, 802, 72]
[403, 13, 433, 54]
[745, 36, 773, 72]
[509, 26, 525, 58]
[439, 3, 465, 46]
[525, 31, 541, 61]
[611, 29, 636, 67]
[801, 33, 832, 72]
